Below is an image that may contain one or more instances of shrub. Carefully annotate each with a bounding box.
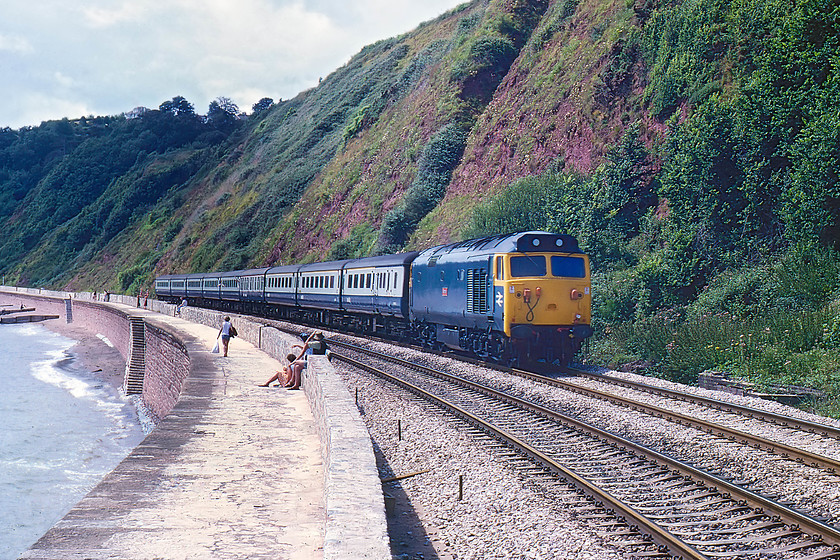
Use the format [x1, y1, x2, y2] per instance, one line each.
[328, 224, 378, 259]
[462, 175, 554, 238]
[377, 123, 468, 250]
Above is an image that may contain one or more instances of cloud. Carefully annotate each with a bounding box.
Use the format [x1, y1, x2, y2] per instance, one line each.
[13, 92, 93, 127]
[0, 0, 466, 128]
[0, 33, 33, 53]
[81, 3, 150, 28]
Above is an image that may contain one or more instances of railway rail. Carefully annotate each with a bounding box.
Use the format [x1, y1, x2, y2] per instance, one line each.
[511, 366, 840, 473]
[566, 368, 840, 441]
[319, 329, 840, 474]
[330, 340, 840, 560]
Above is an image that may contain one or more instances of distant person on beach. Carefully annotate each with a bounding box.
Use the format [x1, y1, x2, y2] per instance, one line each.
[217, 317, 234, 357]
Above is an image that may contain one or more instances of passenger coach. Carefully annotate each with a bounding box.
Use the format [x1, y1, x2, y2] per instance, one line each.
[155, 231, 593, 364]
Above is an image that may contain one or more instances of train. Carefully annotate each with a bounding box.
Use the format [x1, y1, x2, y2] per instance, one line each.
[155, 231, 593, 365]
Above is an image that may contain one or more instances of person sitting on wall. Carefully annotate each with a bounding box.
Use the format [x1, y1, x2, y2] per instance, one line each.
[284, 353, 306, 390]
[258, 363, 291, 387]
[294, 332, 329, 360]
[176, 298, 187, 315]
[259, 339, 310, 387]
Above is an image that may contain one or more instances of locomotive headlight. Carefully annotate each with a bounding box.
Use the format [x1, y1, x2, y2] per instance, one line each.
[535, 286, 541, 297]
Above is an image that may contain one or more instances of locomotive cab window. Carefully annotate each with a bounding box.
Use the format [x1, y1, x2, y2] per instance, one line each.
[509, 255, 546, 277]
[495, 256, 505, 280]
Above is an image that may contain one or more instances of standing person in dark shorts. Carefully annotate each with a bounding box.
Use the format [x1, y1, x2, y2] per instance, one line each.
[217, 316, 234, 357]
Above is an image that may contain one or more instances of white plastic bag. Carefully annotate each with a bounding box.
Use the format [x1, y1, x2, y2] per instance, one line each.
[211, 340, 220, 354]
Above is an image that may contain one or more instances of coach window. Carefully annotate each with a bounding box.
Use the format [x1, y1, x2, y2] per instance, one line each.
[366, 273, 372, 289]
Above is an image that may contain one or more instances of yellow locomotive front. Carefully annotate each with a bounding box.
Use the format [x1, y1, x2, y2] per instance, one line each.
[492, 251, 592, 364]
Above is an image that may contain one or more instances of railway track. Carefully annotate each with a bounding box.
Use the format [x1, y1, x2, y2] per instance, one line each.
[566, 369, 840, 441]
[504, 365, 840, 473]
[329, 339, 840, 560]
[315, 329, 840, 474]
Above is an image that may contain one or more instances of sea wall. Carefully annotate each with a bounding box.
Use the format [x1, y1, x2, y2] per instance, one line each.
[0, 290, 188, 421]
[0, 286, 390, 560]
[173, 305, 391, 559]
[142, 322, 191, 423]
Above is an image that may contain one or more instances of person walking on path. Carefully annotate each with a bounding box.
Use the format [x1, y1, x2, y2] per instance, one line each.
[216, 316, 235, 357]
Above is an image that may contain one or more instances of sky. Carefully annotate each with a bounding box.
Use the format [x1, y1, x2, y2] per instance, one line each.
[0, 0, 466, 129]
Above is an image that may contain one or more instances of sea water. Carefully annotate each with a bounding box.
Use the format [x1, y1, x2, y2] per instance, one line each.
[0, 323, 145, 560]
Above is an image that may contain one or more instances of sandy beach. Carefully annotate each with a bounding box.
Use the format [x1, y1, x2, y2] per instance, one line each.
[40, 319, 127, 395]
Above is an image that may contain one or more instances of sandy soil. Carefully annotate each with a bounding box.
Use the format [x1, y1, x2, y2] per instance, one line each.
[41, 319, 127, 394]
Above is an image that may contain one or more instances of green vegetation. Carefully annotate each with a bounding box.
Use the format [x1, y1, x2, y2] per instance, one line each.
[464, 0, 840, 415]
[1, 0, 837, 415]
[377, 123, 469, 252]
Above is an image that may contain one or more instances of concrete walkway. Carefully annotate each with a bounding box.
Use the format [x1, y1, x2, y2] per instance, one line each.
[22, 307, 326, 560]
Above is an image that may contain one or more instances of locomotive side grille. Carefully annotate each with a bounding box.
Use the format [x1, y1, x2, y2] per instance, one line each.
[467, 268, 489, 314]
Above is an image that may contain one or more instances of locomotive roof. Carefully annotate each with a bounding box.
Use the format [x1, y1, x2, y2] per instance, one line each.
[417, 231, 581, 258]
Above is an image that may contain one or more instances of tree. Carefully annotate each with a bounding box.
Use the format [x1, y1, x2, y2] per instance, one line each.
[252, 97, 274, 114]
[207, 97, 241, 130]
[159, 96, 195, 116]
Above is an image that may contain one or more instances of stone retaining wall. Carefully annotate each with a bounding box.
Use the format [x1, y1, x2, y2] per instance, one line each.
[142, 322, 191, 423]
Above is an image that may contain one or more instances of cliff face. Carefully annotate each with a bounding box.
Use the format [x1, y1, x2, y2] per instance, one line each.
[3, 0, 836, 294]
[261, 0, 655, 261]
[0, 0, 685, 285]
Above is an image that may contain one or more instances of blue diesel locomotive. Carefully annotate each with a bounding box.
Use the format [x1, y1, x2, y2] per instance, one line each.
[155, 231, 593, 364]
